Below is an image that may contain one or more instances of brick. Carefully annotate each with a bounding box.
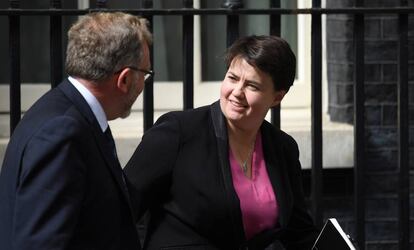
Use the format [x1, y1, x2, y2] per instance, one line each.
[365, 84, 397, 104]
[328, 105, 353, 124]
[328, 87, 338, 106]
[410, 84, 414, 104]
[327, 63, 354, 81]
[366, 220, 414, 241]
[411, 126, 414, 145]
[366, 127, 398, 148]
[333, 84, 353, 105]
[383, 63, 398, 82]
[366, 242, 398, 250]
[326, 18, 353, 40]
[327, 41, 354, 62]
[382, 104, 398, 126]
[409, 40, 414, 61]
[366, 242, 414, 250]
[365, 64, 381, 82]
[412, 193, 414, 216]
[365, 18, 382, 39]
[365, 41, 398, 62]
[366, 198, 396, 219]
[409, 64, 414, 82]
[365, 105, 382, 125]
[325, 0, 355, 8]
[382, 18, 398, 39]
[365, 172, 398, 195]
[365, 0, 401, 7]
[409, 16, 414, 38]
[365, 149, 398, 170]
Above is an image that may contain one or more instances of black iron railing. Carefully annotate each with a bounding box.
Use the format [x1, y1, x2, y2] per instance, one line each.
[1, 1, 412, 249]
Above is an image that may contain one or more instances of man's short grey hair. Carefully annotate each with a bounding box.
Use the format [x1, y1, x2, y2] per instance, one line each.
[65, 12, 152, 82]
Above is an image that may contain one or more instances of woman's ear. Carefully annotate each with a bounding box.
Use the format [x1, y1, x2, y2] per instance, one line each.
[271, 90, 286, 107]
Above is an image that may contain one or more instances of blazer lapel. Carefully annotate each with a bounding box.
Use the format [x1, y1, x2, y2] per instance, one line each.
[210, 101, 245, 244]
[58, 80, 132, 205]
[261, 123, 293, 228]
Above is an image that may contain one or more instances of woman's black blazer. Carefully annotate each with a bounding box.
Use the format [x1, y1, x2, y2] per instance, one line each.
[124, 101, 318, 250]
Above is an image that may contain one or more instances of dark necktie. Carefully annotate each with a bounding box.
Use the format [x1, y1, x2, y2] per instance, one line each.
[104, 126, 127, 188]
[104, 126, 119, 161]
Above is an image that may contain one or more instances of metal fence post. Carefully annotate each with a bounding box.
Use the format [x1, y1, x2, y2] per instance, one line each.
[353, 0, 366, 248]
[311, 0, 323, 228]
[50, 0, 63, 88]
[397, 1, 409, 250]
[143, 0, 154, 131]
[183, 0, 194, 110]
[269, 0, 281, 128]
[222, 0, 243, 47]
[9, 0, 21, 134]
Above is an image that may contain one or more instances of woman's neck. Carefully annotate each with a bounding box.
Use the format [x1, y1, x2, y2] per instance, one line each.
[226, 120, 259, 145]
[227, 121, 259, 179]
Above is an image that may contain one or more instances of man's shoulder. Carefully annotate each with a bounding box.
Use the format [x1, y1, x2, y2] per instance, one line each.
[11, 84, 91, 146]
[18, 89, 71, 125]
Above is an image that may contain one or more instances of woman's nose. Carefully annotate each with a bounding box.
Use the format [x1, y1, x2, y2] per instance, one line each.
[232, 82, 245, 96]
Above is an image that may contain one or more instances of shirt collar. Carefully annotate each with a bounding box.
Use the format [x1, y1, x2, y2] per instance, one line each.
[68, 76, 108, 132]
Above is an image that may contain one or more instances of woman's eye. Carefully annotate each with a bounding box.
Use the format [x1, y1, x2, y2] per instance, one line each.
[227, 75, 237, 81]
[247, 84, 259, 91]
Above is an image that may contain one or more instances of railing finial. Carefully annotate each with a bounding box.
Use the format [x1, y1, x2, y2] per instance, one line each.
[143, 0, 153, 9]
[183, 0, 193, 7]
[50, 0, 62, 8]
[221, 0, 243, 9]
[97, 0, 107, 9]
[9, 0, 19, 8]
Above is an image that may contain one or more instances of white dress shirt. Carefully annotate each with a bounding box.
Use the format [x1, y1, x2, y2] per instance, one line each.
[68, 76, 108, 132]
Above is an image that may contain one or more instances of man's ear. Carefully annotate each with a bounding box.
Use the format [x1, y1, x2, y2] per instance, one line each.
[115, 68, 132, 94]
[271, 90, 286, 107]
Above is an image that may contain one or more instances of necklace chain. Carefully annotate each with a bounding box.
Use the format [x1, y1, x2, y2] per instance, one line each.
[230, 136, 256, 176]
[241, 159, 248, 175]
[239, 146, 253, 175]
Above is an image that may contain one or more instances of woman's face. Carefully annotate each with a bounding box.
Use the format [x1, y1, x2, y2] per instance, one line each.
[220, 57, 285, 131]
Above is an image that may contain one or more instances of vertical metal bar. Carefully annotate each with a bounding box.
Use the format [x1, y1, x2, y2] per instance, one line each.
[143, 0, 154, 131]
[222, 0, 243, 47]
[353, 0, 365, 248]
[311, 0, 323, 228]
[9, 0, 21, 134]
[269, 0, 281, 36]
[269, 0, 281, 128]
[397, 1, 409, 249]
[183, 0, 194, 110]
[50, 0, 63, 88]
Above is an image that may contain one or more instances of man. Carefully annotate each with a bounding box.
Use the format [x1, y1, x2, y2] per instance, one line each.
[0, 12, 152, 250]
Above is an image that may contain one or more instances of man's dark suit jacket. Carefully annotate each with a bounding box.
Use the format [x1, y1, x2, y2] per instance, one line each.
[124, 101, 319, 250]
[0, 79, 140, 250]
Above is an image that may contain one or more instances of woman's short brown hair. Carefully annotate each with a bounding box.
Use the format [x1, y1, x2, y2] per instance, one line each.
[225, 35, 296, 92]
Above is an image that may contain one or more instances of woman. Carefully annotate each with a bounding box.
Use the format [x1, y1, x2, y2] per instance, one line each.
[124, 35, 319, 249]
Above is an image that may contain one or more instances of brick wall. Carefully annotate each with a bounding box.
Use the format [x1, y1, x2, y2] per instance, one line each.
[326, 0, 414, 249]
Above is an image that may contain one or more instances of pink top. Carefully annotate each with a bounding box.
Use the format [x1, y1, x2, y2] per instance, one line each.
[229, 132, 279, 240]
